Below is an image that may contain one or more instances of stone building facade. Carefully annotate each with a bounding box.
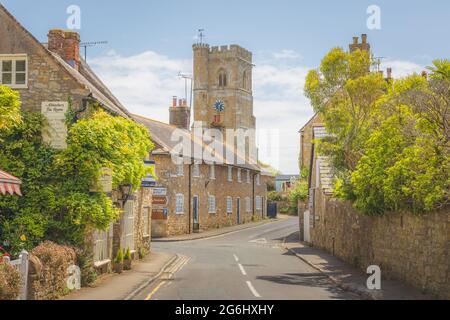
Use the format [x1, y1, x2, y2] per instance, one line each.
[0, 4, 152, 270]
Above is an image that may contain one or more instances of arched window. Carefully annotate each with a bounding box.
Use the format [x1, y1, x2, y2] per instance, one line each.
[218, 70, 227, 88]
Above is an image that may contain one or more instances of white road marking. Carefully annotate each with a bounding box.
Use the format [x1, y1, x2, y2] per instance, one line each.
[233, 254, 239, 262]
[249, 238, 267, 244]
[246, 281, 261, 298]
[238, 263, 247, 276]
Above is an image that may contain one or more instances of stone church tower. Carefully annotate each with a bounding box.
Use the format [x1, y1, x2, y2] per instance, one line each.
[192, 43, 256, 151]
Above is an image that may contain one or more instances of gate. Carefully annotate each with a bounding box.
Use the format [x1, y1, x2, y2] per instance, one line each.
[3, 250, 29, 300]
[267, 202, 277, 219]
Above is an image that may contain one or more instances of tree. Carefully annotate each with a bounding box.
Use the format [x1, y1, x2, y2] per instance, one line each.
[304, 48, 449, 215]
[0, 85, 22, 135]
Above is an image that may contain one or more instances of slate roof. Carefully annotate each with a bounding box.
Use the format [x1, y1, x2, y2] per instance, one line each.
[48, 52, 131, 119]
[276, 175, 300, 181]
[133, 114, 261, 172]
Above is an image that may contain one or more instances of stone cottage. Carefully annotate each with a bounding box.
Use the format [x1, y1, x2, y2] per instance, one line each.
[0, 4, 152, 271]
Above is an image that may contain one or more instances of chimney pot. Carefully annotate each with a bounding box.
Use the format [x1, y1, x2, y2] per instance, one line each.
[361, 34, 367, 44]
[387, 68, 392, 79]
[353, 37, 359, 44]
[173, 96, 177, 107]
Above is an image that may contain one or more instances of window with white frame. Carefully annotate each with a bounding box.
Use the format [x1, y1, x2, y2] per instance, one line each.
[0, 55, 27, 88]
[228, 167, 233, 182]
[143, 207, 150, 237]
[177, 163, 184, 176]
[210, 165, 216, 180]
[193, 163, 200, 178]
[256, 196, 262, 211]
[256, 174, 261, 186]
[237, 168, 242, 183]
[208, 195, 216, 214]
[247, 170, 251, 184]
[245, 197, 251, 213]
[176, 194, 184, 214]
[226, 196, 233, 214]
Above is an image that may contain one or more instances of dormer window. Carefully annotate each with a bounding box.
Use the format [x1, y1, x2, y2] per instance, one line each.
[218, 70, 227, 88]
[0, 55, 28, 88]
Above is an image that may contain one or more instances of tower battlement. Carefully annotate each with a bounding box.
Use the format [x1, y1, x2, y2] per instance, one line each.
[209, 44, 252, 61]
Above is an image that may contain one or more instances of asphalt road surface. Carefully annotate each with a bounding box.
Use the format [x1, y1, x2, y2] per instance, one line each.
[134, 217, 359, 300]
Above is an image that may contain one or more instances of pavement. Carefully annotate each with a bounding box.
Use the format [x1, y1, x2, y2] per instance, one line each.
[133, 217, 360, 300]
[152, 217, 284, 242]
[283, 231, 433, 300]
[63, 251, 177, 300]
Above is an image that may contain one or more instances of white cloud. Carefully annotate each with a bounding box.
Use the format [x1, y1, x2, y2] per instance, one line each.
[380, 59, 425, 79]
[273, 49, 301, 60]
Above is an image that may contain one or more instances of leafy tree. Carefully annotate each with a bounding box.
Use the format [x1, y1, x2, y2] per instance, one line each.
[304, 48, 449, 215]
[0, 85, 22, 136]
[305, 48, 387, 172]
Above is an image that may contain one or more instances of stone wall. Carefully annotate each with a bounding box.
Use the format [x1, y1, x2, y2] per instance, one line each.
[28, 241, 77, 300]
[310, 189, 449, 299]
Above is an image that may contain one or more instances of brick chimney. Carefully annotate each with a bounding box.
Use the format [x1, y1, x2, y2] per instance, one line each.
[349, 34, 371, 53]
[48, 29, 81, 71]
[169, 96, 191, 130]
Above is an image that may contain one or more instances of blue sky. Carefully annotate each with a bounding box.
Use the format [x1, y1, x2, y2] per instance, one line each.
[2, 0, 449, 173]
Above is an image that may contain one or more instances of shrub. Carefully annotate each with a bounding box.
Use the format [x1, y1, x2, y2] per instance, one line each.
[114, 249, 124, 264]
[0, 262, 21, 300]
[124, 248, 132, 261]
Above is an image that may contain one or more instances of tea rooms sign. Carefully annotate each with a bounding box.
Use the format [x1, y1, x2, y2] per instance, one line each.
[41, 101, 68, 149]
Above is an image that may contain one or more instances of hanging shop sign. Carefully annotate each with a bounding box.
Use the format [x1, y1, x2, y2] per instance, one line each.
[41, 101, 68, 150]
[142, 160, 156, 188]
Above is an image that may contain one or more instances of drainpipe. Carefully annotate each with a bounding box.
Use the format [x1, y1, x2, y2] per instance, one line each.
[252, 171, 258, 218]
[188, 159, 192, 234]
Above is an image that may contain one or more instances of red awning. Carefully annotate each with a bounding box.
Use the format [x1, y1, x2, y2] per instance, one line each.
[0, 170, 22, 196]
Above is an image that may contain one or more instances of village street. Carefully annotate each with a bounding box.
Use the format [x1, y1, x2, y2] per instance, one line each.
[132, 218, 359, 300]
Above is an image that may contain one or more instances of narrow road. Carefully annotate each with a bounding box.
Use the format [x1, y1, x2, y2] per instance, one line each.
[134, 217, 359, 300]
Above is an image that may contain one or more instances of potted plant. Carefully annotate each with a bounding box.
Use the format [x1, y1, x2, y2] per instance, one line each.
[113, 249, 124, 274]
[123, 248, 132, 271]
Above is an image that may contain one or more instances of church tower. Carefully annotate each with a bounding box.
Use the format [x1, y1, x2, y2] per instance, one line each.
[192, 43, 256, 151]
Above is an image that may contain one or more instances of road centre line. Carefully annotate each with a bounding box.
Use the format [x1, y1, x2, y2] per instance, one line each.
[238, 263, 247, 276]
[246, 281, 262, 298]
[233, 254, 239, 262]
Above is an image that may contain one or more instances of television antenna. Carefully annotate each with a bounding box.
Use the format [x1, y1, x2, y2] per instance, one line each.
[178, 72, 193, 107]
[373, 56, 386, 72]
[80, 41, 108, 62]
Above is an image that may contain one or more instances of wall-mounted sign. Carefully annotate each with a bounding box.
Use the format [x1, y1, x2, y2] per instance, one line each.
[153, 187, 167, 197]
[142, 160, 156, 188]
[90, 168, 113, 193]
[41, 101, 69, 149]
[152, 208, 168, 220]
[152, 196, 168, 206]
